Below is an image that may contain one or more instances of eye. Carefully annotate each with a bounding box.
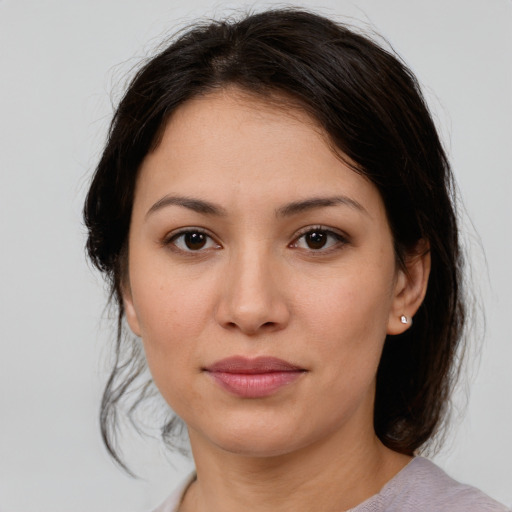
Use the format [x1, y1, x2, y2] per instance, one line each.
[167, 230, 221, 252]
[291, 227, 347, 251]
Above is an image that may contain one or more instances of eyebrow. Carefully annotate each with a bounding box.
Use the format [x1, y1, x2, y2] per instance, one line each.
[146, 195, 227, 218]
[276, 196, 368, 217]
[146, 194, 367, 219]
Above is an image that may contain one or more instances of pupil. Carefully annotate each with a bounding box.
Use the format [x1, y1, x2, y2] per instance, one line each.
[306, 231, 326, 249]
[185, 232, 207, 250]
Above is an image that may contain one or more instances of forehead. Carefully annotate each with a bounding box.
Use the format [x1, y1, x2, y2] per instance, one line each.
[135, 88, 384, 219]
[152, 88, 331, 164]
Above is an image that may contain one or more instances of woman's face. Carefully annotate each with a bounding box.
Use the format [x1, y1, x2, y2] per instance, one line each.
[124, 89, 423, 458]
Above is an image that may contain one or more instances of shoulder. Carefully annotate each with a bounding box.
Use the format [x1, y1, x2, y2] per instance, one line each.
[365, 457, 509, 512]
[151, 473, 196, 512]
[152, 493, 180, 512]
[152, 461, 509, 512]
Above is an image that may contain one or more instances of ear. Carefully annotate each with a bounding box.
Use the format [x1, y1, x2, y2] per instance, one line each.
[121, 281, 142, 338]
[387, 240, 431, 335]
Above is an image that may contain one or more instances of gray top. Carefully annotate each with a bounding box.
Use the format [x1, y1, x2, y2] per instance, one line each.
[153, 457, 509, 512]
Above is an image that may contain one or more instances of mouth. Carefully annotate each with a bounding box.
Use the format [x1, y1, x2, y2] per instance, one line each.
[203, 356, 306, 398]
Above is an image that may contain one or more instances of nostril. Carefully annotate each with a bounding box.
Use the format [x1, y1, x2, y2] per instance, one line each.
[223, 320, 278, 334]
[214, 293, 291, 334]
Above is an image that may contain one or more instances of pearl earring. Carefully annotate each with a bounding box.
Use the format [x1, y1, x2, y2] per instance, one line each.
[400, 315, 408, 324]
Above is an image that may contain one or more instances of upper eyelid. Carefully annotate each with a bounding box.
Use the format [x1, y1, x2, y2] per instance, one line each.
[161, 225, 348, 247]
[290, 226, 350, 254]
[161, 227, 222, 251]
[292, 225, 348, 240]
[165, 226, 216, 241]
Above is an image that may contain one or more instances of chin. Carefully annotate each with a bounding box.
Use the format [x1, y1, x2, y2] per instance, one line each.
[191, 413, 330, 460]
[213, 432, 304, 458]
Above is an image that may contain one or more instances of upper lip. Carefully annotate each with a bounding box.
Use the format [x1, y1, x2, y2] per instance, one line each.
[204, 356, 304, 374]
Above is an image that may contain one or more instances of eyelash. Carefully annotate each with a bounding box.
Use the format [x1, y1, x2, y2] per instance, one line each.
[289, 226, 349, 254]
[164, 228, 221, 253]
[163, 226, 348, 254]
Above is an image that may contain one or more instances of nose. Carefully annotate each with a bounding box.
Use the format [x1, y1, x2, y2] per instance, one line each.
[214, 247, 290, 335]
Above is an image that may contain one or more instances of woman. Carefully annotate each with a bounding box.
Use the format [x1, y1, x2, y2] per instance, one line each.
[83, 8, 509, 512]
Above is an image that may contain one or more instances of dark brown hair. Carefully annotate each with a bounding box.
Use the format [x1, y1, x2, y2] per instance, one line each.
[84, 8, 465, 470]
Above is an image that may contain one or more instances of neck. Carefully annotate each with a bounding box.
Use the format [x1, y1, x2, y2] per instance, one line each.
[181, 425, 411, 512]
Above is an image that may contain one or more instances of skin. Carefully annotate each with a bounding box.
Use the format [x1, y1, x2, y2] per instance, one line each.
[123, 88, 430, 512]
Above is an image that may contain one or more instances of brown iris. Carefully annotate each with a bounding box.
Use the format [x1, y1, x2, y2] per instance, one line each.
[184, 232, 207, 250]
[305, 231, 328, 249]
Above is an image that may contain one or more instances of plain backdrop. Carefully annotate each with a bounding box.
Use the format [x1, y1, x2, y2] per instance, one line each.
[0, 0, 511, 510]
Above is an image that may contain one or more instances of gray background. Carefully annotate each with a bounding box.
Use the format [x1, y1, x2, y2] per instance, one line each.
[0, 0, 510, 510]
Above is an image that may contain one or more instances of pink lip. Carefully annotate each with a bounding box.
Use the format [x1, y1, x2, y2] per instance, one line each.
[204, 356, 306, 398]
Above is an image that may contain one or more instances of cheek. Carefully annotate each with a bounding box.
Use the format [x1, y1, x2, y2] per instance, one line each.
[296, 263, 395, 340]
[293, 260, 396, 381]
[131, 283, 206, 413]
[128, 258, 218, 380]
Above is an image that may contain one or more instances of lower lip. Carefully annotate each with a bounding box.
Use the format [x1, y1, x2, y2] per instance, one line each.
[208, 371, 304, 398]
